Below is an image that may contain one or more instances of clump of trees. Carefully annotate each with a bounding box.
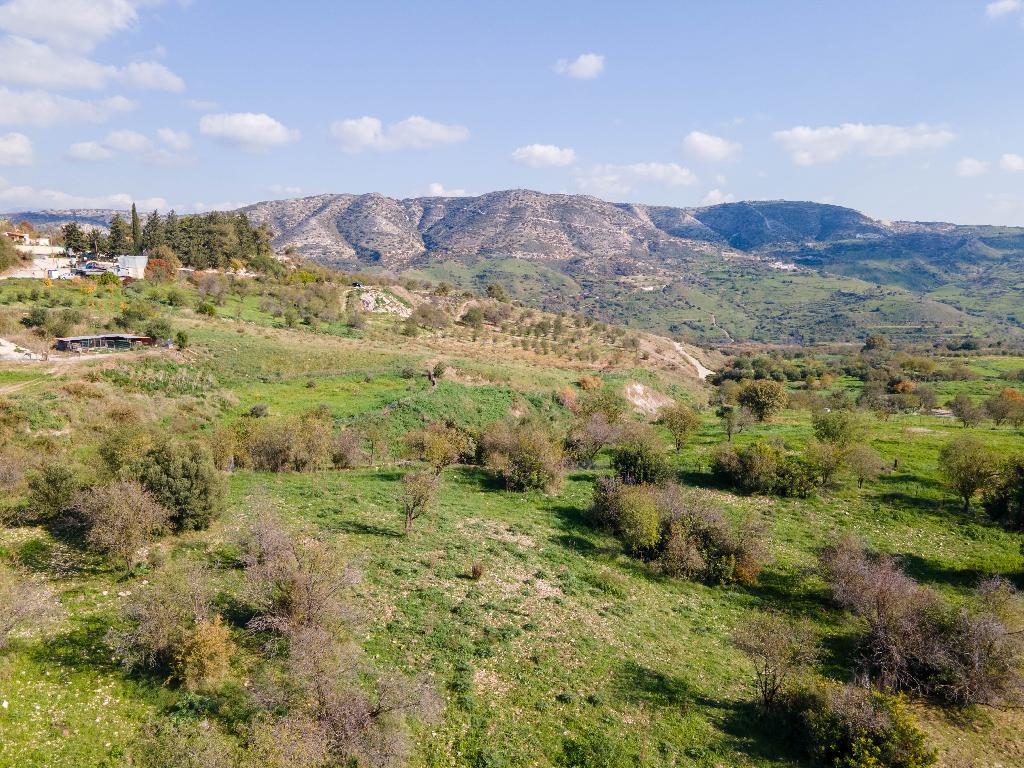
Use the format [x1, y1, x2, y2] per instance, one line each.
[820, 536, 1024, 707]
[711, 442, 816, 498]
[591, 479, 764, 584]
[481, 419, 563, 492]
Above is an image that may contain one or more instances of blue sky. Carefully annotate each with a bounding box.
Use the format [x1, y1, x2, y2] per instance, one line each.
[0, 0, 1023, 223]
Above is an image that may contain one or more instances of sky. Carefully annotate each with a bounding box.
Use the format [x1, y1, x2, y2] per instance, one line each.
[0, 0, 1023, 224]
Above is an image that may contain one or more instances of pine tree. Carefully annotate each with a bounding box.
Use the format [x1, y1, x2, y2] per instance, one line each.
[108, 214, 130, 256]
[130, 203, 141, 253]
[61, 222, 86, 252]
[140, 211, 165, 252]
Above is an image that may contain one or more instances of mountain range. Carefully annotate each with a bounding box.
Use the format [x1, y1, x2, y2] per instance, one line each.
[7, 190, 1024, 344]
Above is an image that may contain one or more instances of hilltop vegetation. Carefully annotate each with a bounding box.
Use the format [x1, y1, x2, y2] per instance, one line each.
[0, 259, 1022, 767]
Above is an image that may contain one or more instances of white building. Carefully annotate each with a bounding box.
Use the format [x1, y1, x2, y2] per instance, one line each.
[116, 254, 148, 279]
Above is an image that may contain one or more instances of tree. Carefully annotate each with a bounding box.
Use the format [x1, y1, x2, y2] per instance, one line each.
[984, 389, 1024, 426]
[861, 333, 889, 352]
[811, 410, 864, 447]
[133, 440, 226, 530]
[108, 213, 130, 255]
[140, 210, 165, 252]
[846, 444, 887, 488]
[130, 203, 142, 253]
[804, 440, 846, 487]
[948, 393, 984, 428]
[401, 470, 440, 534]
[659, 401, 701, 451]
[737, 379, 787, 421]
[486, 283, 509, 302]
[0, 229, 18, 271]
[716, 404, 751, 442]
[61, 222, 87, 252]
[81, 480, 170, 568]
[938, 435, 1000, 512]
[734, 611, 818, 711]
[983, 455, 1024, 530]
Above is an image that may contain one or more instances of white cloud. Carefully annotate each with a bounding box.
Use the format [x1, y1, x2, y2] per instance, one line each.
[185, 99, 218, 110]
[0, 131, 32, 165]
[0, 87, 135, 125]
[426, 182, 468, 197]
[67, 140, 115, 161]
[986, 0, 1022, 18]
[269, 184, 302, 196]
[117, 60, 184, 92]
[67, 128, 192, 164]
[1000, 153, 1024, 172]
[0, 0, 143, 52]
[575, 162, 698, 197]
[199, 112, 300, 152]
[683, 131, 742, 162]
[0, 176, 167, 210]
[0, 36, 183, 92]
[330, 115, 469, 153]
[700, 188, 736, 205]
[156, 127, 190, 151]
[954, 157, 990, 177]
[553, 52, 604, 79]
[773, 122, 955, 165]
[511, 143, 576, 168]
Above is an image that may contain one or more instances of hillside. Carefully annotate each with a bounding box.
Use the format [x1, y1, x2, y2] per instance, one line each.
[1, 270, 1023, 768]
[8, 192, 1024, 344]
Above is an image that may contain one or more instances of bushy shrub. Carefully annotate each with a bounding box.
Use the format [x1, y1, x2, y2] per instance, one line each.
[242, 512, 357, 635]
[108, 561, 219, 678]
[402, 421, 475, 471]
[938, 435, 1000, 512]
[658, 401, 701, 450]
[982, 454, 1024, 530]
[564, 412, 617, 468]
[734, 611, 818, 711]
[609, 424, 669, 485]
[134, 439, 226, 531]
[80, 479, 170, 568]
[175, 615, 235, 691]
[784, 682, 935, 768]
[615, 485, 661, 555]
[737, 379, 788, 421]
[331, 429, 364, 469]
[712, 442, 814, 498]
[401, 470, 439, 534]
[133, 720, 236, 768]
[820, 537, 1024, 706]
[0, 562, 58, 650]
[23, 463, 80, 524]
[481, 419, 563, 492]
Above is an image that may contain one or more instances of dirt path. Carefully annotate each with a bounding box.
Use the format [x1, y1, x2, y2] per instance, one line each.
[0, 337, 42, 362]
[671, 340, 714, 380]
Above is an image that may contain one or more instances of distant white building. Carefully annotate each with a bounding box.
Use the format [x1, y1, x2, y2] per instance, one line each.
[116, 254, 148, 279]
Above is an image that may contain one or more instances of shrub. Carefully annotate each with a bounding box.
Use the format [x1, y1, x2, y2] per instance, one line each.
[481, 419, 563, 492]
[242, 512, 357, 635]
[401, 470, 440, 534]
[175, 615, 235, 691]
[712, 442, 814, 497]
[578, 387, 628, 423]
[0, 563, 57, 651]
[658, 401, 702, 450]
[737, 379, 788, 421]
[411, 302, 450, 329]
[846, 444, 887, 488]
[109, 561, 215, 675]
[331, 429, 364, 469]
[25, 463, 80, 524]
[615, 485, 661, 555]
[938, 435, 1000, 512]
[134, 439, 226, 530]
[734, 611, 818, 711]
[470, 562, 485, 580]
[785, 682, 936, 768]
[812, 409, 865, 446]
[402, 421, 474, 471]
[609, 424, 669, 485]
[563, 412, 617, 468]
[948, 393, 984, 428]
[133, 720, 236, 768]
[80, 479, 170, 568]
[982, 455, 1024, 530]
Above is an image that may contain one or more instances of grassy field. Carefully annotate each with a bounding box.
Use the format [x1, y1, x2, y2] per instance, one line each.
[0, 275, 1022, 767]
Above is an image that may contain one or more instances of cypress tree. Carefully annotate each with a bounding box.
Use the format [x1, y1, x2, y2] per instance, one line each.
[130, 203, 141, 253]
